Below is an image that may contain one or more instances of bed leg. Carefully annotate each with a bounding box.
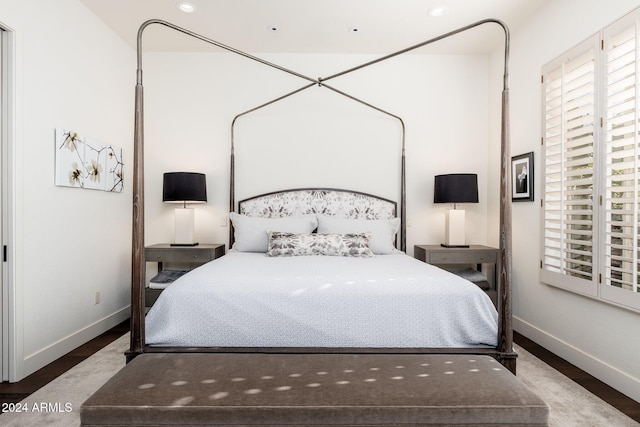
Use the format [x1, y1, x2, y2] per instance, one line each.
[495, 351, 517, 375]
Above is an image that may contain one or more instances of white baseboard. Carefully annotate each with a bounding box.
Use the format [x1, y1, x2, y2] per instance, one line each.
[20, 306, 129, 381]
[514, 316, 640, 403]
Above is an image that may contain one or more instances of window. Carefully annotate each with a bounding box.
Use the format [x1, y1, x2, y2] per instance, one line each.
[542, 9, 640, 312]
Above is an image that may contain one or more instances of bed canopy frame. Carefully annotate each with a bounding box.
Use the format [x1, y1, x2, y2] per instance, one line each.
[129, 18, 514, 372]
[230, 79, 407, 252]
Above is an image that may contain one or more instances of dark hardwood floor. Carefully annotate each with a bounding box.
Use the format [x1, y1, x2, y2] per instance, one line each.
[0, 322, 638, 423]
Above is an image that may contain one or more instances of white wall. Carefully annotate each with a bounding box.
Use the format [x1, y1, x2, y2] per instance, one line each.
[0, 0, 134, 380]
[142, 50, 492, 255]
[494, 0, 640, 402]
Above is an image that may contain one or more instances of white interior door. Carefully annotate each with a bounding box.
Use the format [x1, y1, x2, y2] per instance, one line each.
[0, 25, 15, 383]
[0, 26, 6, 382]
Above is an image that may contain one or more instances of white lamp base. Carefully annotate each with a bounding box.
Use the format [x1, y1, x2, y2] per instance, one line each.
[443, 209, 468, 248]
[173, 207, 198, 246]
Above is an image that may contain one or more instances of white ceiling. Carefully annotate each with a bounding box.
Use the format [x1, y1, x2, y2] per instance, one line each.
[80, 0, 548, 54]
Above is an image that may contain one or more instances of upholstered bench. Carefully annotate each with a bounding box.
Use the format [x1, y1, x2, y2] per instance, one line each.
[81, 353, 548, 426]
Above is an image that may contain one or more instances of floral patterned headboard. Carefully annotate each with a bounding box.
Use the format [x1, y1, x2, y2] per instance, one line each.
[238, 188, 397, 220]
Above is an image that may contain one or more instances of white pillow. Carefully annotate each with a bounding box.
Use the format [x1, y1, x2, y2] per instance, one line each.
[316, 214, 400, 255]
[229, 212, 318, 252]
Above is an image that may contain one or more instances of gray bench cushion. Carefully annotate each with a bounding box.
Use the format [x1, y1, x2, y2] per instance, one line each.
[81, 353, 548, 426]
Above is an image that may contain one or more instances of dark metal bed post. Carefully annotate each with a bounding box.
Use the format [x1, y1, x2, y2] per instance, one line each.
[401, 134, 406, 252]
[497, 26, 514, 372]
[128, 21, 153, 362]
[229, 133, 234, 247]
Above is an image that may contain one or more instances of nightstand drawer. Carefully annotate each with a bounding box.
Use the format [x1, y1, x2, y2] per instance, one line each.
[428, 250, 497, 264]
[145, 248, 215, 263]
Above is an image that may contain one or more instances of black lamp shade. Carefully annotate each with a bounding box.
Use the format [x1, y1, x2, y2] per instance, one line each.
[163, 172, 207, 203]
[434, 173, 479, 204]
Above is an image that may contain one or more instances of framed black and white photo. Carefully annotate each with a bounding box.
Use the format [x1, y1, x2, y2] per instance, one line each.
[511, 152, 534, 201]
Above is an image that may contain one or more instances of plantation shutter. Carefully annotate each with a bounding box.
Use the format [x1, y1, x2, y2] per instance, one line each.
[601, 14, 640, 307]
[541, 9, 640, 311]
[541, 35, 599, 296]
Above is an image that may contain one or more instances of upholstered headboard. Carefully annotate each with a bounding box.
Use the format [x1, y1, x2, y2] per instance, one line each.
[238, 188, 397, 220]
[234, 188, 400, 249]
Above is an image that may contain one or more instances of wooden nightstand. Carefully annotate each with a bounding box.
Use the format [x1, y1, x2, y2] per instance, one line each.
[414, 245, 498, 306]
[145, 243, 225, 307]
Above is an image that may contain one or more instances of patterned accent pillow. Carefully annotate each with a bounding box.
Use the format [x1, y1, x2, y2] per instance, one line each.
[266, 232, 374, 257]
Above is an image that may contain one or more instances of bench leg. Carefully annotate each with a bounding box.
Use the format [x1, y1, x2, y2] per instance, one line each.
[125, 350, 142, 364]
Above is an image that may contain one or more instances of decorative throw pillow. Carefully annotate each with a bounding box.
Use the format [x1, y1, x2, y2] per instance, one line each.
[266, 231, 374, 257]
[229, 213, 318, 252]
[316, 214, 400, 255]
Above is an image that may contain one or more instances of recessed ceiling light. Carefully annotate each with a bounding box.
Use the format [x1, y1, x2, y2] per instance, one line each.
[428, 6, 449, 17]
[177, 2, 197, 13]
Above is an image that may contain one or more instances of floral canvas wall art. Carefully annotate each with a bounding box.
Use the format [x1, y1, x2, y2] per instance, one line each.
[55, 128, 123, 192]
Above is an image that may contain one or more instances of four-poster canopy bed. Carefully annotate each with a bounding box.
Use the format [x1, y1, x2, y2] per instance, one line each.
[127, 18, 515, 372]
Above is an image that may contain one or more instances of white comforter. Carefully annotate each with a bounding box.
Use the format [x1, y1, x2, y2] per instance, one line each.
[145, 251, 498, 348]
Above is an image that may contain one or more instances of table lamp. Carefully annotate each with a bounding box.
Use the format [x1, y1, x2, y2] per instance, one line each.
[434, 173, 478, 248]
[163, 172, 207, 246]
